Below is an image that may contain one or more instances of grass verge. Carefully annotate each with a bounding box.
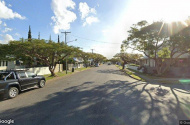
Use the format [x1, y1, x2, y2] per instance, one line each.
[44, 67, 91, 81]
[125, 69, 145, 81]
[115, 65, 145, 81]
[127, 68, 181, 84]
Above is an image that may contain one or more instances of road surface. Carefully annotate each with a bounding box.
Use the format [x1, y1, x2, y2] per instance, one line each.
[0, 64, 190, 125]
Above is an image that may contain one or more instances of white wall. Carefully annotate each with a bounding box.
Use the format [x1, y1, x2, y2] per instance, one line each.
[28, 64, 63, 75]
[0, 66, 7, 70]
[127, 65, 143, 73]
[28, 67, 51, 75]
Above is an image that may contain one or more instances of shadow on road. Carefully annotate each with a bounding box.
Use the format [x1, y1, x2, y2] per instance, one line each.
[0, 80, 190, 125]
[97, 69, 126, 76]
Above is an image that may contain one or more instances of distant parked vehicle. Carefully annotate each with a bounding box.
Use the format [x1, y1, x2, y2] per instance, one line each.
[108, 63, 111, 65]
[95, 63, 99, 67]
[0, 70, 46, 99]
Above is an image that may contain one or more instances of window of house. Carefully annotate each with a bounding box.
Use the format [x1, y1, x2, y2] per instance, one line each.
[6, 61, 8, 66]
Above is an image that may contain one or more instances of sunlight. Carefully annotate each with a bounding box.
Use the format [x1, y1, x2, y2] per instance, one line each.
[127, 0, 190, 24]
[153, 0, 190, 23]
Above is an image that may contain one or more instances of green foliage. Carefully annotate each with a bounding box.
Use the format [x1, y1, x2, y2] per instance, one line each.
[109, 58, 121, 64]
[28, 26, 32, 41]
[158, 47, 171, 58]
[92, 53, 107, 63]
[75, 51, 93, 67]
[2, 39, 80, 76]
[122, 19, 190, 75]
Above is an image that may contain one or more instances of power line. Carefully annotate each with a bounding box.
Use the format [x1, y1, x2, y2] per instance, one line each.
[71, 34, 121, 44]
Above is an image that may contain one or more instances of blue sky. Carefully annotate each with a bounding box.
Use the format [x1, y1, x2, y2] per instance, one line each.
[0, 0, 190, 58]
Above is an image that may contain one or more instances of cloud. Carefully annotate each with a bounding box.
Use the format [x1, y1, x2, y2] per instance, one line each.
[3, 22, 6, 27]
[14, 33, 20, 37]
[2, 27, 12, 33]
[51, 0, 77, 34]
[0, 34, 14, 44]
[0, 1, 25, 20]
[8, 4, 11, 7]
[83, 16, 99, 26]
[79, 2, 99, 26]
[0, 20, 2, 25]
[79, 2, 96, 19]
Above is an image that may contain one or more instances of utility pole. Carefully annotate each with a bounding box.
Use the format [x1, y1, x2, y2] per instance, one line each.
[91, 49, 94, 66]
[38, 32, 40, 40]
[61, 31, 71, 74]
[91, 49, 94, 54]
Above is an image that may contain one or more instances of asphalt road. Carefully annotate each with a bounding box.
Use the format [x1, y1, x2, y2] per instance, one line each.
[0, 64, 190, 125]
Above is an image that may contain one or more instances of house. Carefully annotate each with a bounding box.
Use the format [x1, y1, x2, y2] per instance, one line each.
[139, 52, 190, 77]
[73, 57, 84, 68]
[0, 61, 20, 71]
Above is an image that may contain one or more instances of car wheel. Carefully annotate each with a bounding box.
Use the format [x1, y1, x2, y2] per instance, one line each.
[39, 80, 45, 88]
[8, 87, 19, 99]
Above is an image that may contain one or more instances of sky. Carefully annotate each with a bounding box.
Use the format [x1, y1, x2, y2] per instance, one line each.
[0, 0, 190, 59]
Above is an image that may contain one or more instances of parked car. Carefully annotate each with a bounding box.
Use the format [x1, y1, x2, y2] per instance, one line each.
[95, 63, 99, 67]
[0, 70, 46, 99]
[108, 62, 111, 65]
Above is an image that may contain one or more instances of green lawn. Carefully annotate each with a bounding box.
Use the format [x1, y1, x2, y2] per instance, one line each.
[127, 68, 182, 84]
[115, 65, 145, 81]
[125, 69, 145, 81]
[44, 67, 91, 81]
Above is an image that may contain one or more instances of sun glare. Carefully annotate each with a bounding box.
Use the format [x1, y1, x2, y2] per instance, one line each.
[128, 0, 190, 25]
[156, 0, 190, 24]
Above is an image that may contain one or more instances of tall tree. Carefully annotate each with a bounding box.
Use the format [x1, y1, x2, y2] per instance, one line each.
[92, 53, 107, 64]
[123, 21, 190, 75]
[76, 51, 93, 68]
[114, 52, 142, 69]
[58, 35, 60, 43]
[6, 39, 80, 76]
[28, 25, 32, 41]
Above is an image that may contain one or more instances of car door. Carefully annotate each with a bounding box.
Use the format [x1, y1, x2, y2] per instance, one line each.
[26, 72, 39, 86]
[17, 72, 32, 90]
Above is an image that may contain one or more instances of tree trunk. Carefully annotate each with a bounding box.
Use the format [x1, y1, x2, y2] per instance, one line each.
[49, 65, 57, 77]
[122, 63, 125, 69]
[122, 61, 127, 70]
